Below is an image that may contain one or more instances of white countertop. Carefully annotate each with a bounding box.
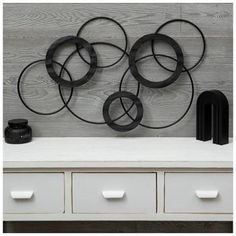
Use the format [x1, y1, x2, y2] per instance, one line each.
[3, 137, 233, 168]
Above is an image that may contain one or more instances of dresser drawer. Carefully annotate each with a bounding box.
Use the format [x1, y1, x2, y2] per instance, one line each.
[72, 173, 156, 214]
[165, 172, 233, 213]
[3, 173, 64, 214]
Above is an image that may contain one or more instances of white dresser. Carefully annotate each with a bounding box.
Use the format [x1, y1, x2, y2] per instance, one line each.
[3, 137, 233, 222]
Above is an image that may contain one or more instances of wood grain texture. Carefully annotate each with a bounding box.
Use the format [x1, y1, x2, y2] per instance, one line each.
[3, 3, 233, 137]
[3, 221, 233, 233]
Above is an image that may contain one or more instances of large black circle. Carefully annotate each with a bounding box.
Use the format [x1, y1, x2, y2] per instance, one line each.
[58, 43, 141, 125]
[152, 19, 206, 72]
[17, 59, 74, 116]
[45, 36, 97, 88]
[129, 33, 184, 88]
[76, 17, 128, 68]
[103, 91, 143, 132]
[120, 53, 194, 129]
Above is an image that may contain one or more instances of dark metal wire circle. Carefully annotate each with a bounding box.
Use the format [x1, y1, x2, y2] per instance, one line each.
[58, 43, 140, 125]
[151, 19, 206, 72]
[76, 16, 128, 68]
[129, 33, 184, 88]
[46, 35, 97, 88]
[17, 18, 197, 131]
[119, 53, 194, 129]
[17, 59, 74, 116]
[103, 91, 143, 132]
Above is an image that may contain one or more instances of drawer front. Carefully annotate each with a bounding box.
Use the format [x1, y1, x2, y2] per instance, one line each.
[165, 172, 233, 213]
[4, 173, 64, 214]
[72, 173, 156, 213]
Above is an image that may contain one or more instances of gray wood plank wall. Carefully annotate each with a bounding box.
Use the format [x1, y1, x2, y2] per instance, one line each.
[3, 3, 233, 137]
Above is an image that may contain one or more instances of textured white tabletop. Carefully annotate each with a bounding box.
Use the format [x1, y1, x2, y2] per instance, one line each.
[3, 137, 233, 168]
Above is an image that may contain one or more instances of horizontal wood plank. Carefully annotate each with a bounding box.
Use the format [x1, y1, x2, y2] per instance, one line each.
[4, 221, 233, 233]
[3, 3, 232, 137]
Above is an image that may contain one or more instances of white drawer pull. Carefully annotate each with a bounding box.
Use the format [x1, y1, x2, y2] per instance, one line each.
[195, 190, 218, 199]
[10, 191, 34, 200]
[102, 190, 125, 199]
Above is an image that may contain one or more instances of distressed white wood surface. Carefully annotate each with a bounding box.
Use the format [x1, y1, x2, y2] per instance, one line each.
[3, 173, 64, 214]
[3, 212, 232, 222]
[3, 137, 233, 168]
[165, 172, 233, 213]
[72, 173, 156, 213]
[3, 3, 233, 137]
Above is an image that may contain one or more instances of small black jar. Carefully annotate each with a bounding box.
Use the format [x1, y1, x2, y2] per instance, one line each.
[5, 119, 32, 144]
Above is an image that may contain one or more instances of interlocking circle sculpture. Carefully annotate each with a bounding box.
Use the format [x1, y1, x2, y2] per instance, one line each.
[76, 16, 128, 68]
[119, 54, 194, 129]
[103, 91, 143, 132]
[46, 36, 97, 88]
[129, 33, 184, 88]
[151, 19, 206, 72]
[17, 59, 74, 115]
[18, 17, 206, 132]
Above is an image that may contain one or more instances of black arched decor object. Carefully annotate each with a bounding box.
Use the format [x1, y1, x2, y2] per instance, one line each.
[17, 17, 207, 132]
[196, 90, 229, 145]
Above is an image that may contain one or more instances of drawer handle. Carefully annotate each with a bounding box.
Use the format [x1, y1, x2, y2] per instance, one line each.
[102, 190, 125, 199]
[10, 191, 34, 200]
[195, 190, 218, 199]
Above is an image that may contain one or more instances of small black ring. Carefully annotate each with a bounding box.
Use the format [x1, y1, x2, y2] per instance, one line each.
[103, 91, 143, 132]
[45, 36, 97, 88]
[17, 59, 74, 116]
[129, 33, 184, 88]
[76, 17, 128, 68]
[152, 19, 206, 72]
[120, 53, 194, 129]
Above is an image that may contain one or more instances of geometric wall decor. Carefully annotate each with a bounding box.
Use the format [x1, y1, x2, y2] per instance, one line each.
[17, 17, 206, 132]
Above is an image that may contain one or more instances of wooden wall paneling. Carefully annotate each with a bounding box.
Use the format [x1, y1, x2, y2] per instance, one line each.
[3, 3, 233, 137]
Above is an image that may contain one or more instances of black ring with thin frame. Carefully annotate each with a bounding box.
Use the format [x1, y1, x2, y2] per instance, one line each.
[45, 35, 97, 88]
[58, 43, 140, 125]
[151, 19, 206, 72]
[129, 33, 184, 88]
[17, 59, 74, 116]
[103, 91, 143, 132]
[119, 53, 194, 129]
[76, 17, 128, 68]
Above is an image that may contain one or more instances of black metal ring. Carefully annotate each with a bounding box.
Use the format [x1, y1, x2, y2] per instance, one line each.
[17, 59, 74, 116]
[45, 36, 97, 88]
[120, 53, 194, 129]
[129, 33, 184, 88]
[152, 19, 206, 72]
[58, 43, 140, 125]
[103, 91, 143, 132]
[76, 16, 128, 68]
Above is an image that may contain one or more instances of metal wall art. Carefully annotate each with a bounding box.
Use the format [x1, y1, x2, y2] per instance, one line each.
[17, 17, 206, 132]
